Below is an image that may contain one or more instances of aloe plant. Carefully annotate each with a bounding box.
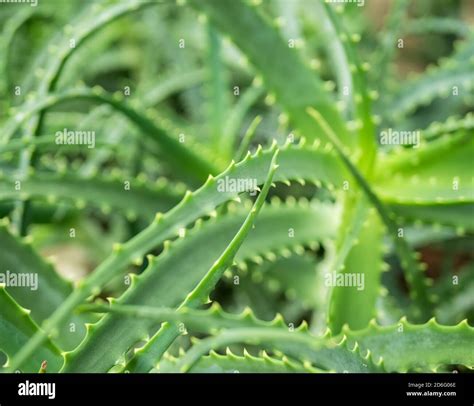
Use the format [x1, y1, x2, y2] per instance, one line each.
[0, 0, 472, 376]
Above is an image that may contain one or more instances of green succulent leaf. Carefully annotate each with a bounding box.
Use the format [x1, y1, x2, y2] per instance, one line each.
[227, 87, 265, 157]
[342, 318, 474, 372]
[0, 284, 63, 373]
[308, 108, 431, 319]
[404, 17, 472, 37]
[80, 303, 381, 373]
[206, 25, 231, 157]
[157, 349, 319, 373]
[0, 7, 35, 102]
[89, 303, 473, 372]
[372, 0, 410, 93]
[62, 200, 338, 372]
[8, 139, 344, 372]
[328, 207, 385, 333]
[322, 3, 376, 163]
[0, 170, 183, 220]
[390, 202, 474, 233]
[0, 222, 87, 349]
[384, 38, 474, 121]
[2, 0, 471, 378]
[2, 87, 218, 182]
[188, 0, 352, 148]
[374, 132, 474, 204]
[126, 150, 279, 372]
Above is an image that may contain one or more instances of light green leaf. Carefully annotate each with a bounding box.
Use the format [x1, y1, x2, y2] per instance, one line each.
[0, 285, 63, 372]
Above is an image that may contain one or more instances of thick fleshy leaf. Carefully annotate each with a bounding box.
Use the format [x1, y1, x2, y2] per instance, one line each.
[0, 285, 63, 372]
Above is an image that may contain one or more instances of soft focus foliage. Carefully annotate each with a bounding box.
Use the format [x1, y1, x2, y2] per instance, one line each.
[0, 0, 473, 373]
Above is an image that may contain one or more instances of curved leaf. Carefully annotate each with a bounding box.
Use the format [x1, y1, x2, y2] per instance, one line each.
[63, 197, 338, 372]
[0, 285, 63, 372]
[8, 140, 344, 371]
[188, 0, 352, 148]
[81, 303, 473, 372]
[157, 349, 318, 373]
[374, 132, 474, 204]
[0, 222, 87, 349]
[3, 87, 219, 181]
[0, 171, 183, 220]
